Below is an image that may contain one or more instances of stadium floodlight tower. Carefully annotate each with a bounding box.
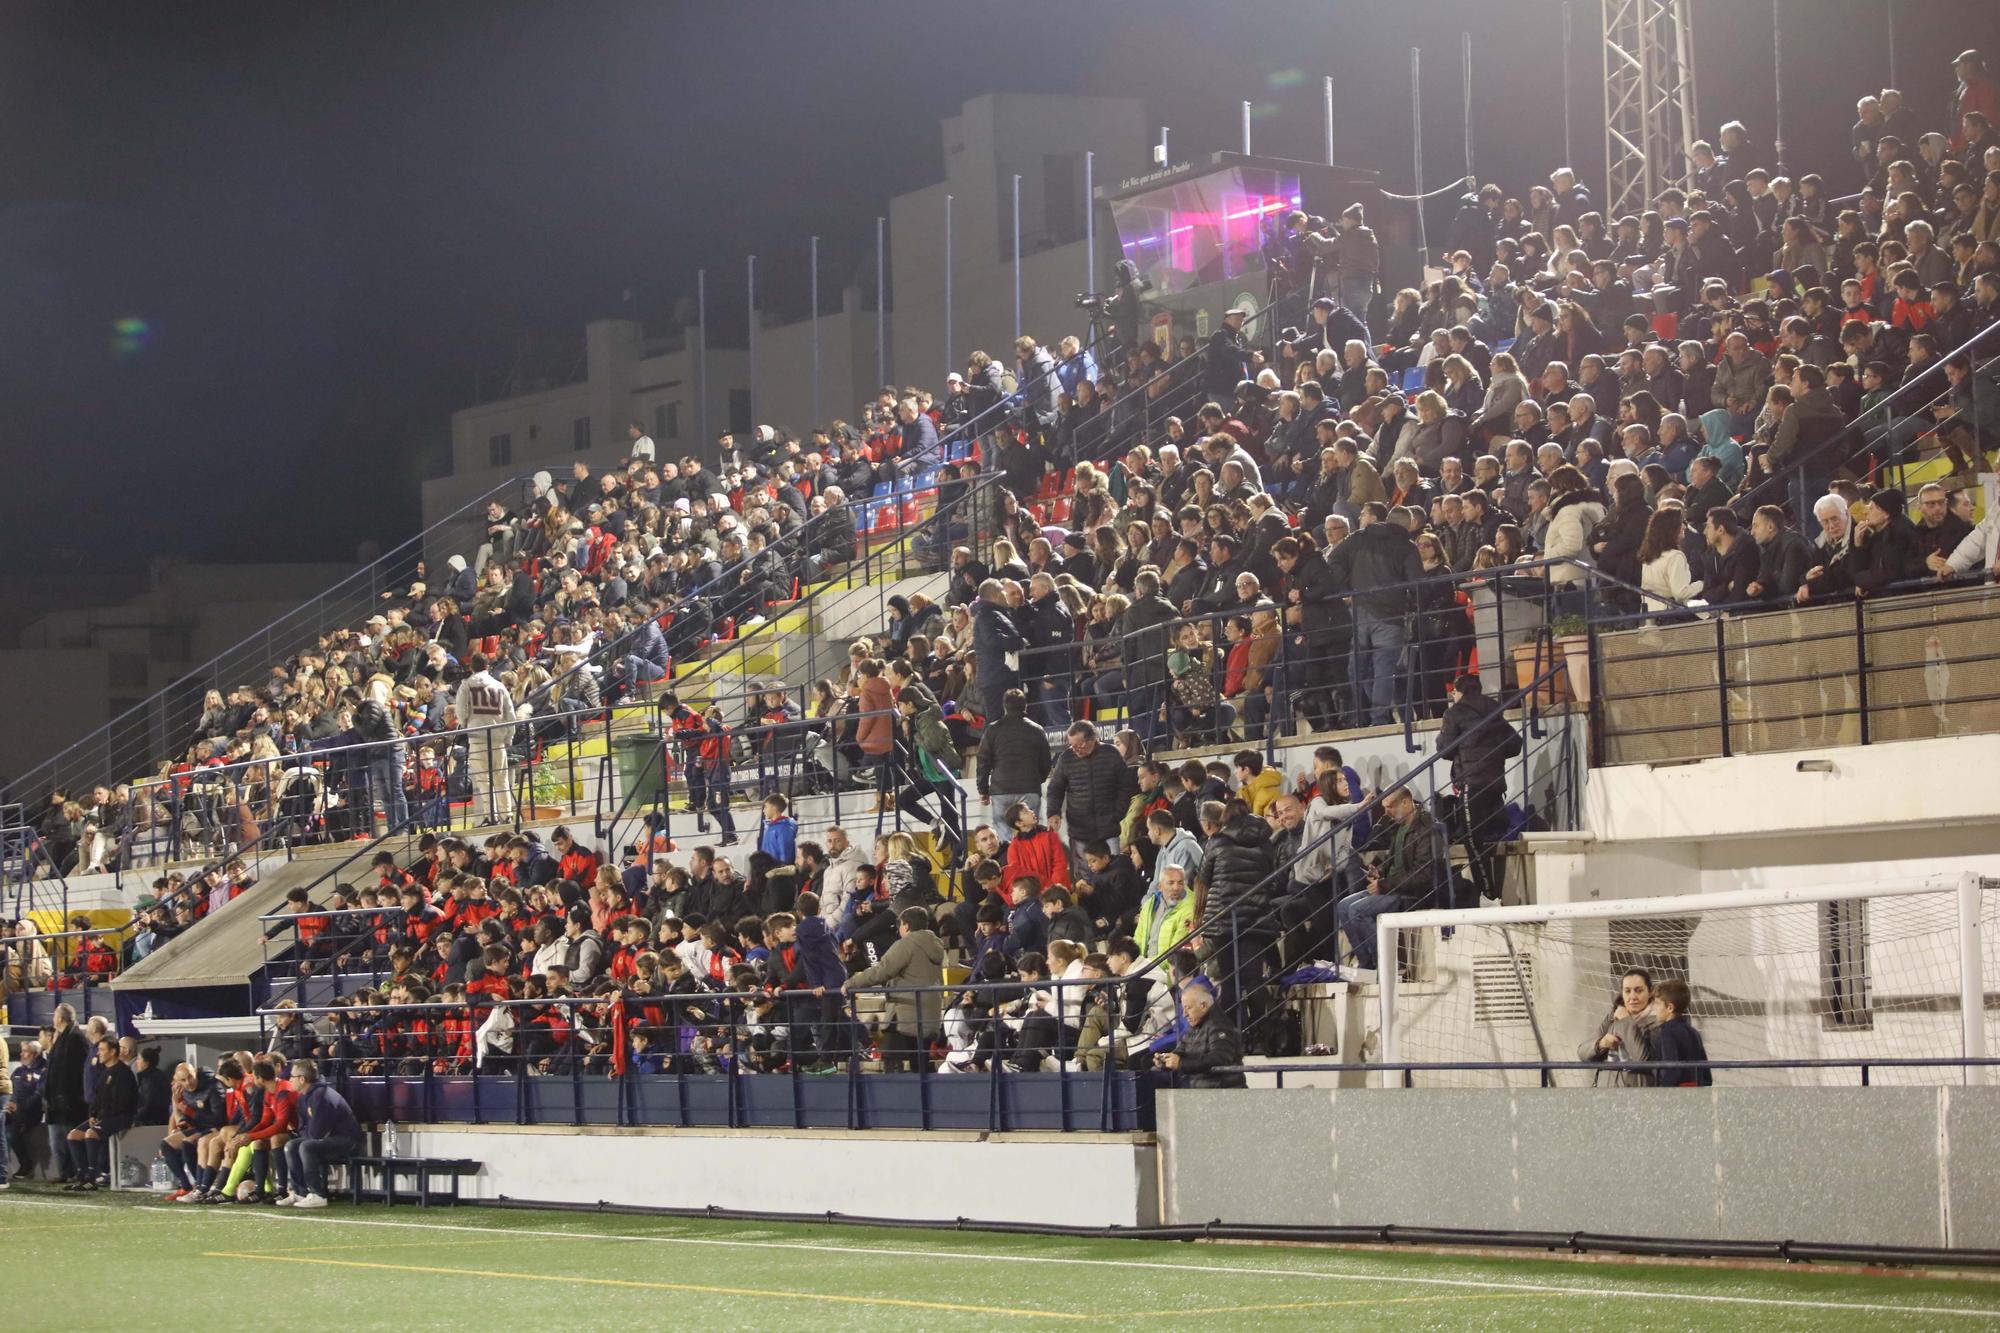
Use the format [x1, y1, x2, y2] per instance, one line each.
[1600, 0, 1700, 220]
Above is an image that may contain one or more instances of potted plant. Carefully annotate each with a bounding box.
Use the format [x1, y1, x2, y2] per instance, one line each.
[525, 762, 573, 820]
[1511, 634, 1570, 706]
[1549, 614, 1591, 704]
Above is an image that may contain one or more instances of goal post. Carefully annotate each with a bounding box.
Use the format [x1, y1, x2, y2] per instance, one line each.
[1375, 874, 1993, 1089]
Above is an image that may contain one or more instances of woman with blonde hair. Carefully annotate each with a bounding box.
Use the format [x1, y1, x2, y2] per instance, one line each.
[8, 917, 52, 989]
[1439, 352, 1483, 417]
[1408, 389, 1470, 473]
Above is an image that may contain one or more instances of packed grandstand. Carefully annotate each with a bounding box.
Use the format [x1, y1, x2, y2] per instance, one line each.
[2, 38, 1999, 1220]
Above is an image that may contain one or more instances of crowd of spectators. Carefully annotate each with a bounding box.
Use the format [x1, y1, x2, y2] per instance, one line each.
[218, 703, 1508, 1099]
[7, 52, 2000, 1074]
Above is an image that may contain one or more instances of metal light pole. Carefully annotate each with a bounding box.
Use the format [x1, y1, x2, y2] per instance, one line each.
[1885, 0, 1898, 88]
[1324, 76, 1336, 165]
[746, 254, 757, 429]
[809, 234, 821, 426]
[943, 193, 953, 378]
[1241, 100, 1252, 155]
[875, 216, 886, 390]
[1012, 173, 1022, 343]
[1084, 150, 1095, 294]
[696, 267, 708, 449]
[1411, 48, 1428, 271]
[1561, 3, 1574, 171]
[1461, 31, 1475, 181]
[1771, 0, 1786, 175]
[1160, 125, 1169, 163]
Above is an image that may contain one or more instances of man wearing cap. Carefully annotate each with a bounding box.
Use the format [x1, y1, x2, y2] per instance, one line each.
[1202, 305, 1255, 399]
[1658, 217, 1694, 291]
[1299, 295, 1369, 363]
[940, 372, 972, 428]
[1511, 303, 1561, 384]
[1682, 211, 1735, 288]
[1798, 488, 1926, 603]
[1326, 203, 1380, 336]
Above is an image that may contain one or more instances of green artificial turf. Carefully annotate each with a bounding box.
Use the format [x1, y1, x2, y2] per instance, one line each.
[7, 1184, 2000, 1329]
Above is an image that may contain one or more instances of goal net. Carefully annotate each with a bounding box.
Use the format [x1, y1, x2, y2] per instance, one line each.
[1374, 875, 1999, 1088]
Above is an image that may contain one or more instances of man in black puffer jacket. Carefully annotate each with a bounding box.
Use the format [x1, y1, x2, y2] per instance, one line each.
[973, 581, 1027, 724]
[1045, 723, 1138, 856]
[1324, 503, 1424, 726]
[1192, 799, 1279, 1029]
[976, 689, 1054, 816]
[1114, 571, 1180, 745]
[1436, 674, 1522, 901]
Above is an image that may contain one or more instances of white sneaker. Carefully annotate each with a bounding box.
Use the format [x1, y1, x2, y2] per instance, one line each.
[740, 614, 767, 629]
[293, 1193, 329, 1210]
[274, 1192, 298, 1207]
[173, 1189, 202, 1203]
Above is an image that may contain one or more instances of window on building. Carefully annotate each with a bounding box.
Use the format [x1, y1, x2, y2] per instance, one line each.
[728, 389, 752, 435]
[665, 402, 680, 440]
[573, 416, 591, 452]
[488, 432, 513, 467]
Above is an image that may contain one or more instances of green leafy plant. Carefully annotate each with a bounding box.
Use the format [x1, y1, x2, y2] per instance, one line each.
[529, 762, 571, 810]
[1549, 614, 1588, 639]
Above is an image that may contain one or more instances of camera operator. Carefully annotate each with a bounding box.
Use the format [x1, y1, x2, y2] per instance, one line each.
[1076, 259, 1150, 367]
[1295, 204, 1382, 341]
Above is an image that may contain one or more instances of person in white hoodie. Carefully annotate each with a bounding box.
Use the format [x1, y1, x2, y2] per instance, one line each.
[454, 651, 516, 824]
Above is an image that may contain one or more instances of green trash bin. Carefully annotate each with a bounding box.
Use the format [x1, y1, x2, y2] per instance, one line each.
[611, 733, 668, 809]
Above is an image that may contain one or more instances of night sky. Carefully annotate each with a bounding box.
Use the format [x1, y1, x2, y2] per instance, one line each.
[3, 0, 1994, 574]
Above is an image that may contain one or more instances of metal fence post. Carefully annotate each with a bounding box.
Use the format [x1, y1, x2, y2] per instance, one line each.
[1854, 597, 1871, 746]
[1714, 617, 1732, 758]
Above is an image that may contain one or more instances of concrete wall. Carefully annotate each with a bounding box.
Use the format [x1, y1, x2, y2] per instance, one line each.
[403, 1124, 1156, 1227]
[750, 287, 877, 439]
[886, 94, 1147, 393]
[1583, 733, 2000, 845]
[1160, 1086, 2000, 1249]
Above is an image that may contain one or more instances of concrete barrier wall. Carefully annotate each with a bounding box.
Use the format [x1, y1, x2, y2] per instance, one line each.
[1159, 1087, 2000, 1250]
[404, 1125, 1158, 1228]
